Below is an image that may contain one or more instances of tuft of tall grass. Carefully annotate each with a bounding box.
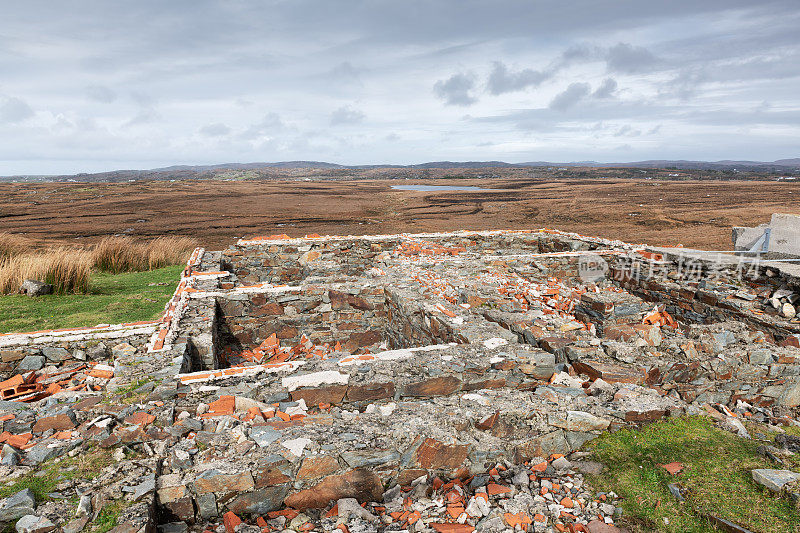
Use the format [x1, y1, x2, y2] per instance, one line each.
[92, 236, 197, 274]
[0, 248, 92, 295]
[145, 236, 198, 270]
[0, 232, 30, 260]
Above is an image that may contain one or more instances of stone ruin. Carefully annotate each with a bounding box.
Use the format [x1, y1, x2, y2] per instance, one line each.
[0, 228, 799, 533]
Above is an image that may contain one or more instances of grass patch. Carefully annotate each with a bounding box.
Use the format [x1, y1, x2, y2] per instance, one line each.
[0, 446, 115, 500]
[92, 500, 126, 533]
[0, 265, 182, 333]
[588, 416, 800, 533]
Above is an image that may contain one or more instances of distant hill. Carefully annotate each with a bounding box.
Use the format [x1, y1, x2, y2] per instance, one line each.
[3, 158, 798, 182]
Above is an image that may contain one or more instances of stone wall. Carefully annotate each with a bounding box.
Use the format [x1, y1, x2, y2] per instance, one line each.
[218, 286, 388, 355]
[609, 252, 800, 343]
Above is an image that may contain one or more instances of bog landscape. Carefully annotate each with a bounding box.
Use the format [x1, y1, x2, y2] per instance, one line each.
[2, 2, 800, 533]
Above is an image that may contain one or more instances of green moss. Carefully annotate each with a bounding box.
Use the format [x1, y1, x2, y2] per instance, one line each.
[588, 416, 800, 533]
[0, 265, 182, 333]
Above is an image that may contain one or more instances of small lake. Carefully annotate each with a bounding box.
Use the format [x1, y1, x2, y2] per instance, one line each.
[391, 185, 497, 192]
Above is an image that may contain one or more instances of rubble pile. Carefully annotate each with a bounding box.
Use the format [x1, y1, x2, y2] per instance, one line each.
[0, 229, 798, 533]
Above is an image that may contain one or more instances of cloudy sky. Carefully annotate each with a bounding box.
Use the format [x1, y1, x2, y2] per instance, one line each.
[1, 1, 799, 174]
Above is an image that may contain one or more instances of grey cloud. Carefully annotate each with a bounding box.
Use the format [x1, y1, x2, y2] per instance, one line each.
[240, 113, 286, 140]
[199, 123, 231, 136]
[605, 43, 657, 73]
[549, 82, 591, 111]
[328, 61, 362, 83]
[330, 105, 365, 125]
[434, 73, 477, 106]
[592, 78, 617, 98]
[660, 69, 708, 100]
[85, 85, 116, 103]
[560, 43, 603, 64]
[130, 91, 155, 106]
[486, 61, 550, 95]
[0, 97, 34, 123]
[613, 125, 641, 137]
[123, 108, 161, 127]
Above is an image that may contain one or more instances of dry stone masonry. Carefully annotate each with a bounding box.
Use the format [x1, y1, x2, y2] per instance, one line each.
[0, 228, 799, 533]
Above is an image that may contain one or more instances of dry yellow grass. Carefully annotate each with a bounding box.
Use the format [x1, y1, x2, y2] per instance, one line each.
[0, 248, 92, 295]
[0, 235, 196, 295]
[0, 232, 30, 260]
[92, 236, 197, 273]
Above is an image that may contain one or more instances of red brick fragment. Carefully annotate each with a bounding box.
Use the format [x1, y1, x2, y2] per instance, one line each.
[223, 511, 242, 533]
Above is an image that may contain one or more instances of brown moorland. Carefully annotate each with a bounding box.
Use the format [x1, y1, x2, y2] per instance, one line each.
[0, 177, 798, 250]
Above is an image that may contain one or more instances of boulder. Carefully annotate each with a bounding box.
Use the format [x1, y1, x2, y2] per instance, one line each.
[17, 355, 45, 371]
[18, 280, 52, 297]
[15, 515, 55, 533]
[0, 489, 36, 522]
[283, 468, 383, 510]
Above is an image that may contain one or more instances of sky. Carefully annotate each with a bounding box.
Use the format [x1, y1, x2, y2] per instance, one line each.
[1, 1, 799, 175]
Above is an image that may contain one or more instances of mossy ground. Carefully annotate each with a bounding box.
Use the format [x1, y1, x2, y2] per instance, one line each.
[587, 416, 800, 532]
[0, 265, 182, 334]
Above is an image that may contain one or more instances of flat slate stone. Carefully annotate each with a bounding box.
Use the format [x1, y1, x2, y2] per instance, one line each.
[751, 468, 800, 492]
[250, 426, 282, 448]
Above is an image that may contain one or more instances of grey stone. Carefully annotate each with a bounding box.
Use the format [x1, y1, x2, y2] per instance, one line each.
[62, 518, 88, 533]
[0, 489, 36, 522]
[337, 497, 379, 523]
[130, 474, 155, 501]
[712, 331, 736, 351]
[565, 431, 599, 451]
[340, 449, 400, 468]
[19, 280, 52, 297]
[249, 426, 281, 448]
[518, 351, 556, 380]
[752, 469, 800, 492]
[86, 343, 108, 360]
[41, 347, 70, 362]
[551, 456, 572, 472]
[226, 485, 290, 515]
[17, 356, 45, 371]
[572, 460, 605, 475]
[195, 493, 218, 519]
[513, 430, 570, 462]
[564, 411, 611, 432]
[25, 440, 79, 464]
[2, 444, 20, 466]
[749, 349, 774, 365]
[76, 495, 92, 518]
[667, 483, 684, 501]
[778, 379, 800, 407]
[111, 343, 137, 359]
[15, 515, 55, 533]
[157, 523, 188, 533]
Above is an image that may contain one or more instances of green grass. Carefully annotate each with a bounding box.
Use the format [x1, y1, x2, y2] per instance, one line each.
[0, 446, 115, 500]
[588, 416, 800, 533]
[0, 265, 182, 334]
[92, 500, 125, 533]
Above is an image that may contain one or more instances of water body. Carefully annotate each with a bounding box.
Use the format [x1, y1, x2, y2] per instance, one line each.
[391, 184, 497, 192]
